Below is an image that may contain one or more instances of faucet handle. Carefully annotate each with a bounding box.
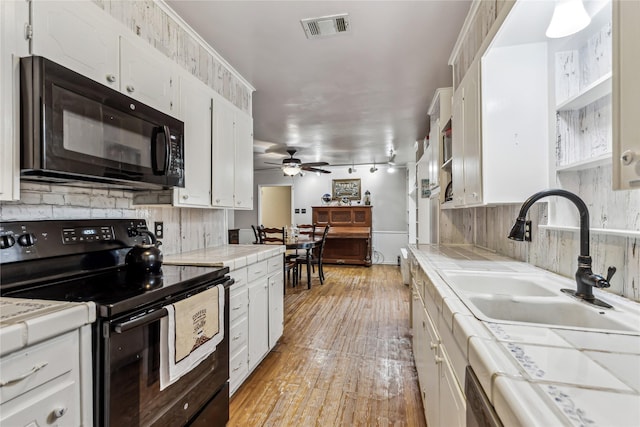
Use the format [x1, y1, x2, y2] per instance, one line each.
[606, 266, 617, 283]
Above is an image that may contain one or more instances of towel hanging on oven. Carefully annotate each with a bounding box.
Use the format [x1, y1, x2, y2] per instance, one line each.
[159, 284, 225, 390]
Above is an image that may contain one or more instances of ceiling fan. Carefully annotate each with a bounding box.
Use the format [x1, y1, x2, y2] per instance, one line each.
[266, 149, 331, 176]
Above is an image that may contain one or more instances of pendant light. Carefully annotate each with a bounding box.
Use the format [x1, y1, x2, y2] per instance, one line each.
[546, 0, 591, 39]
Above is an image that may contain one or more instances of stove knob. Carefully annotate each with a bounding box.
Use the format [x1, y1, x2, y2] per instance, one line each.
[17, 233, 37, 247]
[0, 235, 16, 249]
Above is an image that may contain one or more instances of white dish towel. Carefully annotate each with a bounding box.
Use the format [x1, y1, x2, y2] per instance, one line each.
[160, 284, 225, 390]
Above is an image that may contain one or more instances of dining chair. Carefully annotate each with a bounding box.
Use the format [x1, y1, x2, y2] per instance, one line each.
[295, 224, 330, 285]
[251, 225, 261, 244]
[260, 226, 285, 244]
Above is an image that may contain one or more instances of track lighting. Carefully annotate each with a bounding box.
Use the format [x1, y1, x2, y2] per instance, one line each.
[370, 163, 378, 173]
[348, 162, 357, 174]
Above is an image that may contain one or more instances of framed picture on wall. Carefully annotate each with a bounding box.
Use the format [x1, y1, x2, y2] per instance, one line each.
[332, 178, 361, 200]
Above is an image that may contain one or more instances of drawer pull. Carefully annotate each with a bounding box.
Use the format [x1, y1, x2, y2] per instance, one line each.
[232, 334, 242, 341]
[0, 362, 48, 387]
[52, 407, 67, 419]
[232, 305, 242, 311]
[232, 365, 242, 372]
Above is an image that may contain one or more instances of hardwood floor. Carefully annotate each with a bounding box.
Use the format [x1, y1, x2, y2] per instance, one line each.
[229, 265, 427, 426]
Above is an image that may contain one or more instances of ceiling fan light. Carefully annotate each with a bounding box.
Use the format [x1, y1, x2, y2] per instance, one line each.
[546, 0, 591, 39]
[282, 165, 301, 176]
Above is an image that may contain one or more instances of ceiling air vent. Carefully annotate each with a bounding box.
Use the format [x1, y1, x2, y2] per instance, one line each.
[301, 13, 351, 39]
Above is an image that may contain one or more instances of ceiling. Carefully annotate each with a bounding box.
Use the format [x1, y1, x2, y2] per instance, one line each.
[166, 0, 472, 170]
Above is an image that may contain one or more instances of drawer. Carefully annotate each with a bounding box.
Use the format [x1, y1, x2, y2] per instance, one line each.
[229, 267, 247, 288]
[247, 260, 268, 283]
[267, 255, 283, 274]
[1, 379, 78, 426]
[229, 346, 248, 395]
[229, 316, 248, 356]
[229, 287, 248, 323]
[0, 331, 78, 403]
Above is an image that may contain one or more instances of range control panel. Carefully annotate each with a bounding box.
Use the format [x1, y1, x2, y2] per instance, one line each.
[0, 219, 151, 264]
[62, 226, 114, 244]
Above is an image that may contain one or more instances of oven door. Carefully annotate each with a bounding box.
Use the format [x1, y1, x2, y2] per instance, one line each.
[21, 56, 184, 189]
[98, 287, 229, 427]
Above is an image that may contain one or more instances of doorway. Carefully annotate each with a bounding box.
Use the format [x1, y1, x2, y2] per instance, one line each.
[259, 185, 293, 228]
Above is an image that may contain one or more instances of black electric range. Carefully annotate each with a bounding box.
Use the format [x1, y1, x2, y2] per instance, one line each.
[0, 219, 231, 427]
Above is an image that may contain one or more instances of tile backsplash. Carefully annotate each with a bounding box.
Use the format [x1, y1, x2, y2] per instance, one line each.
[0, 183, 227, 255]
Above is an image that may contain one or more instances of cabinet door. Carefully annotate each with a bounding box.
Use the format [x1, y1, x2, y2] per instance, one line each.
[439, 351, 466, 427]
[174, 75, 212, 207]
[30, 1, 119, 90]
[613, 0, 640, 190]
[451, 87, 465, 207]
[234, 110, 254, 209]
[422, 307, 440, 427]
[211, 94, 235, 207]
[461, 60, 482, 206]
[247, 278, 269, 370]
[119, 37, 177, 116]
[268, 272, 284, 347]
[0, 0, 28, 201]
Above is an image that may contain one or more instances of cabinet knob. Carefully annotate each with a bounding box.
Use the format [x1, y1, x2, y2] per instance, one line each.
[430, 341, 438, 350]
[106, 74, 117, 83]
[126, 85, 135, 93]
[52, 407, 67, 419]
[621, 150, 636, 166]
[435, 356, 444, 364]
[215, 199, 221, 203]
[182, 195, 189, 200]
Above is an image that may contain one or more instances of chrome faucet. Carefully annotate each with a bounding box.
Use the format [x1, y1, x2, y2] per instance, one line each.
[508, 189, 616, 308]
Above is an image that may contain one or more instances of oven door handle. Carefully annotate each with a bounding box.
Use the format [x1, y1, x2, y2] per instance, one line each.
[114, 307, 168, 333]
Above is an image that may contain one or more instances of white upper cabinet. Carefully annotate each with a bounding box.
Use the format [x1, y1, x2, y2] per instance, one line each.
[613, 0, 640, 190]
[233, 110, 254, 210]
[211, 93, 254, 210]
[119, 37, 177, 116]
[30, 0, 119, 91]
[451, 59, 482, 207]
[427, 87, 452, 192]
[30, 1, 176, 116]
[211, 94, 236, 208]
[0, 0, 29, 201]
[174, 74, 212, 208]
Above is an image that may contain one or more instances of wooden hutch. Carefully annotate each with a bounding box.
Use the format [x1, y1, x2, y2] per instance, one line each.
[312, 205, 372, 266]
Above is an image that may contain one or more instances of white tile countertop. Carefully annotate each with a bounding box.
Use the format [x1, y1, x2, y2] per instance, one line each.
[163, 244, 285, 270]
[409, 244, 640, 427]
[0, 298, 96, 357]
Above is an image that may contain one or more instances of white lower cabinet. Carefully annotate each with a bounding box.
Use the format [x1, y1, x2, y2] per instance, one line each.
[411, 272, 465, 427]
[248, 275, 270, 371]
[0, 326, 93, 426]
[228, 254, 284, 395]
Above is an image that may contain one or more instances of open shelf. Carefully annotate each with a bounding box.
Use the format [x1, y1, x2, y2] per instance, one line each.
[556, 153, 612, 172]
[556, 72, 612, 111]
[541, 224, 640, 239]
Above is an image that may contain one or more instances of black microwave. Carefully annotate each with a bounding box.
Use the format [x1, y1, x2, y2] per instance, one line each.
[20, 56, 184, 190]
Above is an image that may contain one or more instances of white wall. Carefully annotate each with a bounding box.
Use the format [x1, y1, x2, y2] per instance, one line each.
[236, 164, 409, 264]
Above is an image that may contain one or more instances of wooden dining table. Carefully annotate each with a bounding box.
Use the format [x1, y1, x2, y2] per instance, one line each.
[285, 236, 320, 288]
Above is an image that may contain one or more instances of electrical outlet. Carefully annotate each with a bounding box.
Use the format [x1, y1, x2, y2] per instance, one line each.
[154, 221, 164, 239]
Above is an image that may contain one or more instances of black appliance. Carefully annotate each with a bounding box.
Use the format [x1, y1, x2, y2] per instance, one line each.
[20, 56, 185, 190]
[0, 219, 230, 427]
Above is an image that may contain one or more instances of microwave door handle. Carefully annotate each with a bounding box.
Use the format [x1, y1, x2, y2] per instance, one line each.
[150, 125, 171, 175]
